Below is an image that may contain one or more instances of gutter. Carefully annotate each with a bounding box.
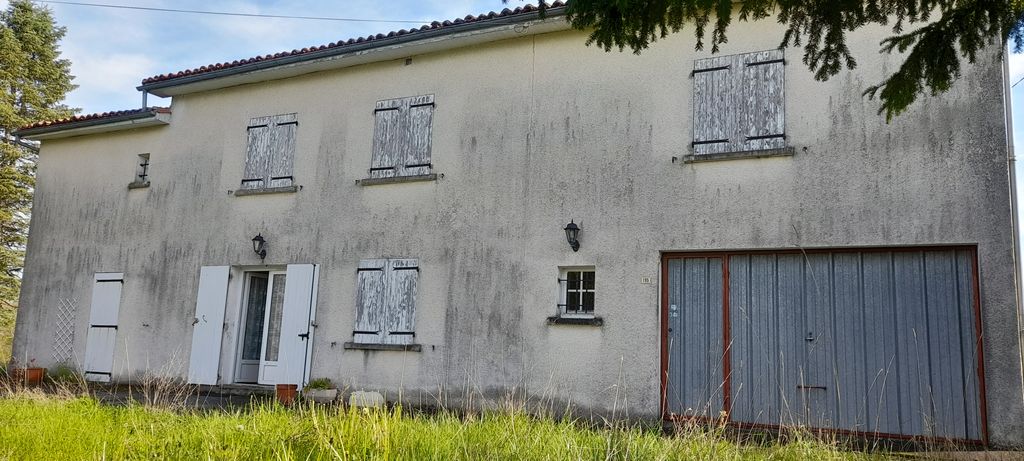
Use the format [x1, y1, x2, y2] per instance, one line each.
[14, 109, 171, 140]
[137, 7, 569, 96]
[1001, 49, 1024, 397]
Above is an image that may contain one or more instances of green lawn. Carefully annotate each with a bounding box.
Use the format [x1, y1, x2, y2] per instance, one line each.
[0, 392, 895, 460]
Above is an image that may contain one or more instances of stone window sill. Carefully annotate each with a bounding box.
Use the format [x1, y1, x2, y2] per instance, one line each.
[678, 146, 795, 164]
[357, 173, 437, 186]
[547, 316, 604, 327]
[127, 181, 150, 189]
[343, 342, 422, 352]
[233, 185, 299, 196]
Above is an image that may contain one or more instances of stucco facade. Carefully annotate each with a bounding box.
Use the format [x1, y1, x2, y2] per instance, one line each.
[12, 10, 1024, 447]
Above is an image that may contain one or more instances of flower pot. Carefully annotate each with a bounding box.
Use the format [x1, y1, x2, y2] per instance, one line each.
[10, 367, 45, 386]
[303, 388, 338, 404]
[275, 384, 298, 406]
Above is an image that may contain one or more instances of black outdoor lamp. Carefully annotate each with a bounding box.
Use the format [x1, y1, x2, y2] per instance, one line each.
[252, 233, 267, 260]
[563, 220, 580, 252]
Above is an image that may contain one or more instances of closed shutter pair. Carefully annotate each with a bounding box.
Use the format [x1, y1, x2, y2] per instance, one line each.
[692, 49, 785, 155]
[370, 95, 434, 178]
[242, 113, 297, 189]
[353, 259, 418, 345]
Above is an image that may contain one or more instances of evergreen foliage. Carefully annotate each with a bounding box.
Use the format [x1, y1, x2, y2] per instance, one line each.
[0, 0, 76, 307]
[557, 1, 1024, 120]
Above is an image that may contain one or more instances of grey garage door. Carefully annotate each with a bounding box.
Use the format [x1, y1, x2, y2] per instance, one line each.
[664, 249, 984, 441]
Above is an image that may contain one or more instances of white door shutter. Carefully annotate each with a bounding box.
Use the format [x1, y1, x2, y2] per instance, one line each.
[353, 259, 387, 343]
[384, 259, 418, 345]
[740, 49, 785, 151]
[268, 114, 297, 188]
[370, 99, 403, 179]
[277, 264, 318, 388]
[242, 117, 272, 189]
[83, 273, 124, 382]
[187, 266, 230, 385]
[404, 95, 434, 176]
[692, 55, 734, 156]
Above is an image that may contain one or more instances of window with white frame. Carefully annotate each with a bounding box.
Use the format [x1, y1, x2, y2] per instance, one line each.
[241, 113, 297, 190]
[559, 268, 595, 316]
[369, 94, 434, 178]
[351, 258, 419, 345]
[692, 49, 786, 157]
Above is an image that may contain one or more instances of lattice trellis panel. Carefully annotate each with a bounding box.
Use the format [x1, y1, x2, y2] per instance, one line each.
[52, 298, 77, 363]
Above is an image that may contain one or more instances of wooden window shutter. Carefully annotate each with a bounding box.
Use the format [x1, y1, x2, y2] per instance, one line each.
[353, 259, 387, 343]
[242, 116, 272, 189]
[692, 55, 735, 155]
[740, 49, 785, 151]
[269, 113, 297, 187]
[370, 98, 404, 179]
[383, 259, 418, 345]
[405, 95, 434, 176]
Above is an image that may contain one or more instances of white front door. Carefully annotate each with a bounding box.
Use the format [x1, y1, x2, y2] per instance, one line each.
[256, 271, 287, 384]
[84, 273, 124, 382]
[235, 273, 269, 383]
[256, 264, 318, 387]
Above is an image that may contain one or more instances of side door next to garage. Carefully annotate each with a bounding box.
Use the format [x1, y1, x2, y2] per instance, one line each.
[663, 248, 985, 442]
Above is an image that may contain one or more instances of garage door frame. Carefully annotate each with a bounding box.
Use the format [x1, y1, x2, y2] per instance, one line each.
[659, 246, 988, 445]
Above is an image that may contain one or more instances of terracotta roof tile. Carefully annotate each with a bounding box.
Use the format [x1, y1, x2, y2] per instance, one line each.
[18, 107, 170, 131]
[140, 1, 563, 85]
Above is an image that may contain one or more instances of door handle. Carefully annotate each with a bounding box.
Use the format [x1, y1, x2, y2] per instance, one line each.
[298, 333, 309, 339]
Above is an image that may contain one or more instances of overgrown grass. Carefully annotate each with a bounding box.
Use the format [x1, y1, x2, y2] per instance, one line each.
[0, 303, 14, 363]
[0, 391, 894, 460]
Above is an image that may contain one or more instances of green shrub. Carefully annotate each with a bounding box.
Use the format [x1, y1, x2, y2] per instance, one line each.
[305, 378, 333, 390]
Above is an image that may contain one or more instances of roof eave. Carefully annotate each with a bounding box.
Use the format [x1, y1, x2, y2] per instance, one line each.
[15, 110, 172, 140]
[137, 9, 570, 97]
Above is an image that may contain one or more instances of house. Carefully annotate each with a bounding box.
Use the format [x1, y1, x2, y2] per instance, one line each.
[11, 2, 1024, 447]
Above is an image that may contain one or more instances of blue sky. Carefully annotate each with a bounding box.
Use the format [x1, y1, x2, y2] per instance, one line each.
[5, 0, 502, 111]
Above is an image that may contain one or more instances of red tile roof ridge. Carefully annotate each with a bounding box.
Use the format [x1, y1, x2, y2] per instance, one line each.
[18, 107, 170, 131]
[140, 1, 565, 85]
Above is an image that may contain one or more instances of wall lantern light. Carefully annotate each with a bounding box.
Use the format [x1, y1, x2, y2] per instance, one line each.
[252, 233, 267, 260]
[563, 220, 581, 252]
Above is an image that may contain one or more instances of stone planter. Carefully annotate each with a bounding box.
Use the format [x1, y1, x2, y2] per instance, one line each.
[303, 388, 338, 404]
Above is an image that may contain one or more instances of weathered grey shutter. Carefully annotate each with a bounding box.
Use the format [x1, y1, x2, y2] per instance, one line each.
[383, 258, 418, 345]
[692, 55, 734, 156]
[370, 99, 403, 179]
[353, 259, 387, 343]
[242, 116, 272, 189]
[404, 95, 434, 176]
[269, 113, 297, 188]
[740, 49, 785, 151]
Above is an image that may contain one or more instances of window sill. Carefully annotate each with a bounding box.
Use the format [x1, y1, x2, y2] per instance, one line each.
[127, 181, 150, 189]
[233, 185, 299, 196]
[356, 173, 437, 186]
[547, 316, 604, 327]
[679, 146, 795, 164]
[343, 342, 422, 352]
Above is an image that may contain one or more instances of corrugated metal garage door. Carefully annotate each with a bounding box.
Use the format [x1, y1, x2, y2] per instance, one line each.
[663, 248, 985, 442]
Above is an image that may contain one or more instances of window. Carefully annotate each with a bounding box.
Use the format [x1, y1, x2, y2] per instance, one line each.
[369, 94, 434, 179]
[350, 258, 419, 346]
[241, 113, 297, 190]
[560, 269, 595, 316]
[128, 153, 150, 188]
[692, 49, 786, 157]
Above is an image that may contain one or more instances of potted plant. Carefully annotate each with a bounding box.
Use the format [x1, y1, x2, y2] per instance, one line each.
[10, 359, 45, 386]
[275, 384, 299, 406]
[303, 378, 338, 404]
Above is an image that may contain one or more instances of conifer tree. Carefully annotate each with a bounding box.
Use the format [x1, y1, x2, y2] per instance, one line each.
[0, 0, 76, 307]
[551, 1, 1024, 120]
